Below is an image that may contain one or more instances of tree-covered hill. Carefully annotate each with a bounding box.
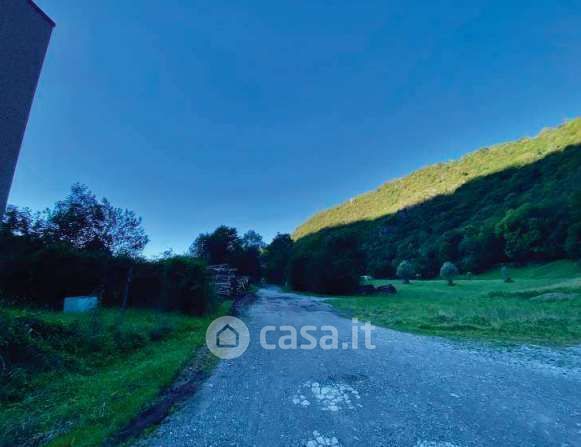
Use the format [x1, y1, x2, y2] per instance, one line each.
[294, 119, 581, 239]
[288, 120, 581, 294]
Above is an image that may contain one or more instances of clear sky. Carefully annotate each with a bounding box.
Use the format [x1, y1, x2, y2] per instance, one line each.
[11, 0, 581, 256]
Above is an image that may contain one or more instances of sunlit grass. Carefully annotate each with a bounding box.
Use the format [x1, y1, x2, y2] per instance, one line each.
[329, 262, 581, 345]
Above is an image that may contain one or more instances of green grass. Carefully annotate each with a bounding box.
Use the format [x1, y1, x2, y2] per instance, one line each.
[328, 261, 581, 345]
[475, 260, 581, 280]
[0, 303, 231, 447]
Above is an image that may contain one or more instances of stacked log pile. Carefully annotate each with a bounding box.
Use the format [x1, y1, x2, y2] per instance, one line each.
[207, 264, 250, 297]
[237, 276, 250, 295]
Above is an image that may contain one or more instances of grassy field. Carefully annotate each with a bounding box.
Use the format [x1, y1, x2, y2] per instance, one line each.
[329, 261, 581, 345]
[0, 303, 231, 447]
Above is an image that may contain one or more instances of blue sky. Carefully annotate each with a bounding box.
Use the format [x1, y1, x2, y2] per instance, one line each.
[12, 0, 581, 256]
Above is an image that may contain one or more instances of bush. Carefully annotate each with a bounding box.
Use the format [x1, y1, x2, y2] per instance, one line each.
[160, 256, 215, 315]
[501, 266, 513, 283]
[440, 262, 459, 286]
[396, 260, 415, 284]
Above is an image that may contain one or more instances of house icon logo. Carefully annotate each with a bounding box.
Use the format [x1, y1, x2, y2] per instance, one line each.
[206, 316, 250, 359]
[216, 323, 239, 348]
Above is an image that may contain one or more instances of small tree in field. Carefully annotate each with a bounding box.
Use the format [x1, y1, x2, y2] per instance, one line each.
[501, 266, 513, 283]
[440, 261, 459, 286]
[396, 260, 415, 284]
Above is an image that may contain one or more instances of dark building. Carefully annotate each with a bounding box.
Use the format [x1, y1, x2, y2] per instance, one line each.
[0, 0, 54, 213]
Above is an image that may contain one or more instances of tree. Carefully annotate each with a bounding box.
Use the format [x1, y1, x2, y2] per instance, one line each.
[495, 203, 566, 262]
[45, 184, 148, 256]
[189, 226, 263, 281]
[262, 233, 294, 284]
[2, 185, 149, 256]
[440, 261, 459, 286]
[396, 260, 415, 284]
[241, 230, 265, 250]
[189, 225, 241, 265]
[459, 224, 505, 273]
[1, 206, 34, 237]
[501, 265, 513, 283]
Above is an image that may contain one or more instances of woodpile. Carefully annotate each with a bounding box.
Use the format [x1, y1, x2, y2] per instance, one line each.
[207, 264, 250, 297]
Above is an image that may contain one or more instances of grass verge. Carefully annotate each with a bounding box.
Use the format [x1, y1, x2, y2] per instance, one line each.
[0, 303, 231, 447]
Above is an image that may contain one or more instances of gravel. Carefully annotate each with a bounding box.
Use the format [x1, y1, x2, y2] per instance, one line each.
[137, 287, 581, 446]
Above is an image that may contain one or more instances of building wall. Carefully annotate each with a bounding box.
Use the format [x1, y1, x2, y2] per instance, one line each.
[0, 0, 54, 213]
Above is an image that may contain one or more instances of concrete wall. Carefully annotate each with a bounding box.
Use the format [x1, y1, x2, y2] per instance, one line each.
[0, 0, 54, 213]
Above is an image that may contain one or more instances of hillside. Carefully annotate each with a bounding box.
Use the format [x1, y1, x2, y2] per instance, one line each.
[288, 119, 581, 294]
[294, 119, 581, 240]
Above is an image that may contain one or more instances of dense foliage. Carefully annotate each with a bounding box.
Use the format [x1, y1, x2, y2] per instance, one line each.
[440, 262, 459, 285]
[0, 185, 214, 314]
[262, 233, 294, 285]
[3, 183, 149, 256]
[396, 260, 415, 283]
[288, 230, 364, 294]
[189, 225, 263, 281]
[290, 120, 581, 294]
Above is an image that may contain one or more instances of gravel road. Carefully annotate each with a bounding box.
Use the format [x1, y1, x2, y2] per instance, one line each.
[138, 287, 581, 447]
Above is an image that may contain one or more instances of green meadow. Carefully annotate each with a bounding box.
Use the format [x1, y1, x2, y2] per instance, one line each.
[329, 261, 581, 345]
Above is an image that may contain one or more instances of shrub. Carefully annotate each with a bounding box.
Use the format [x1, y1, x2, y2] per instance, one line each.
[501, 266, 513, 283]
[440, 262, 459, 286]
[396, 260, 415, 284]
[160, 256, 215, 315]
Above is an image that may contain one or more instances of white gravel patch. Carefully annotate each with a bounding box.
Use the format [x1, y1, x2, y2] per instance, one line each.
[292, 380, 361, 412]
[304, 430, 341, 446]
[415, 441, 462, 447]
